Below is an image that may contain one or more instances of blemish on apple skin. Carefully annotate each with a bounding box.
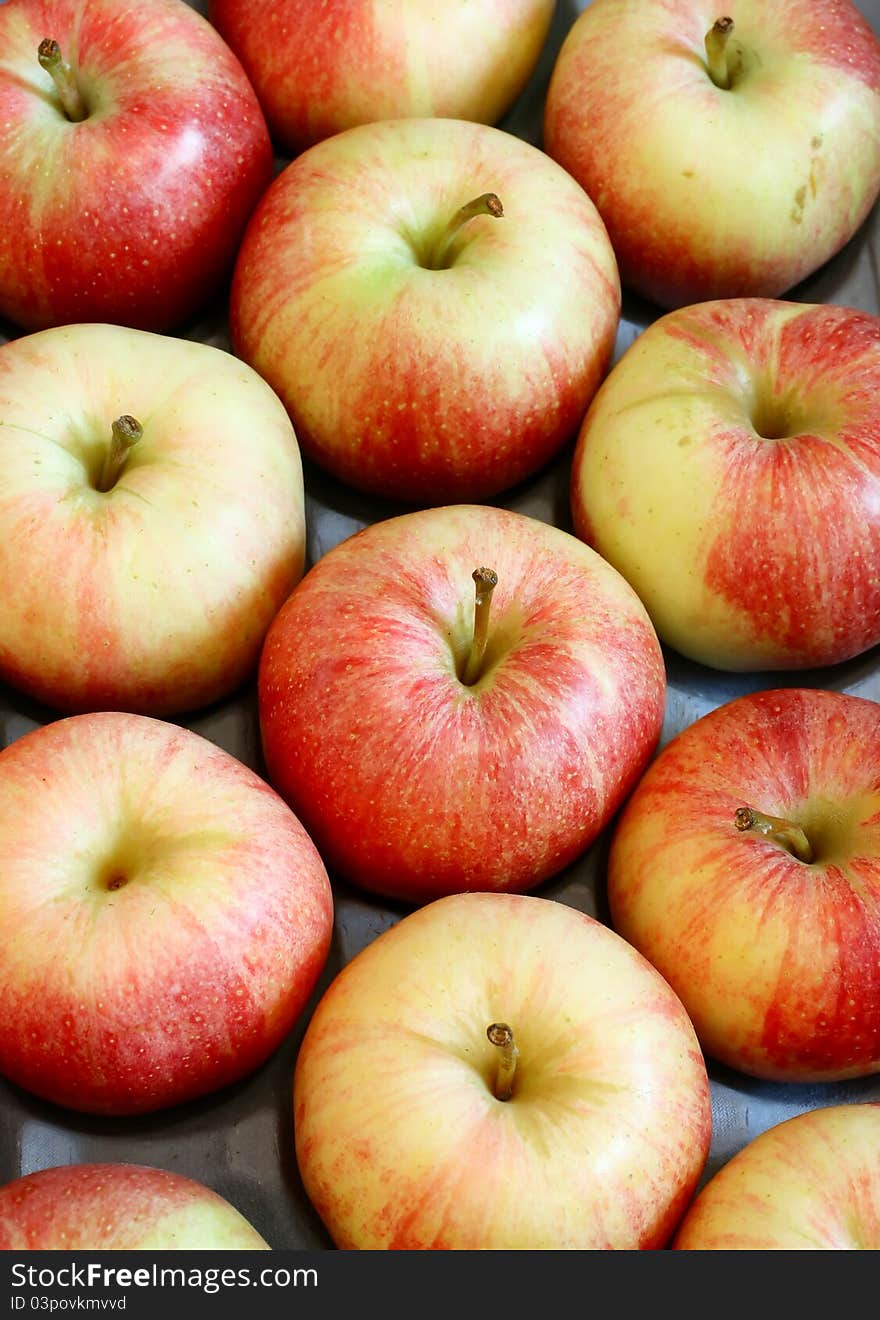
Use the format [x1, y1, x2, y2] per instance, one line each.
[790, 185, 807, 224]
[681, 170, 694, 179]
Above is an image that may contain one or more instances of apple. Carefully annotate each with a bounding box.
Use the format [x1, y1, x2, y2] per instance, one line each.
[208, 0, 556, 156]
[674, 1103, 880, 1249]
[292, 891, 712, 1250]
[0, 0, 273, 333]
[607, 687, 880, 1083]
[0, 1163, 270, 1250]
[570, 297, 880, 672]
[0, 321, 307, 717]
[543, 0, 880, 309]
[0, 711, 333, 1115]
[207, 0, 554, 157]
[230, 116, 621, 504]
[258, 503, 666, 904]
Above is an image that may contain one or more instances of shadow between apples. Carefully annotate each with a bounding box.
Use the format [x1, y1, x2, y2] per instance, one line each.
[0, 313, 20, 346]
[300, 441, 580, 566]
[788, 194, 880, 311]
[0, 672, 269, 772]
[0, 681, 58, 749]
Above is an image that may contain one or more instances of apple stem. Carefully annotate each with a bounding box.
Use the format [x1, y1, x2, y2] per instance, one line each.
[38, 39, 88, 123]
[487, 1023, 518, 1101]
[462, 567, 498, 686]
[431, 193, 503, 268]
[734, 806, 814, 864]
[97, 416, 143, 493]
[704, 17, 737, 89]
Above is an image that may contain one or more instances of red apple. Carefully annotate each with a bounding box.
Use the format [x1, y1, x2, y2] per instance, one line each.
[293, 891, 712, 1250]
[571, 298, 880, 671]
[674, 1104, 880, 1249]
[0, 322, 306, 717]
[0, 0, 273, 333]
[230, 116, 620, 503]
[607, 687, 880, 1082]
[258, 503, 665, 904]
[208, 0, 555, 155]
[0, 1164, 270, 1250]
[543, 0, 880, 308]
[0, 711, 333, 1115]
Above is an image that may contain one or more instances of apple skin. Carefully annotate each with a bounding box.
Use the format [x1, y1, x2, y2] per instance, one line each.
[571, 298, 880, 672]
[543, 0, 880, 309]
[0, 322, 307, 717]
[607, 688, 880, 1083]
[674, 1104, 880, 1249]
[0, 1164, 270, 1250]
[258, 504, 665, 904]
[208, 0, 556, 155]
[0, 0, 273, 333]
[0, 712, 334, 1115]
[293, 891, 712, 1250]
[230, 116, 621, 504]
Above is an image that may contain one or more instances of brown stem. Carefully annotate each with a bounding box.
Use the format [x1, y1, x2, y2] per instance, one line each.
[431, 193, 503, 268]
[734, 806, 814, 864]
[705, 17, 736, 89]
[38, 39, 88, 122]
[487, 1023, 518, 1101]
[462, 567, 498, 686]
[97, 416, 143, 493]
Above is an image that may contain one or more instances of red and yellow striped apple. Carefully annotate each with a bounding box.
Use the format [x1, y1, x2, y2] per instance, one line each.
[0, 0, 273, 333]
[0, 1164, 270, 1250]
[608, 687, 880, 1082]
[674, 1104, 880, 1249]
[544, 0, 880, 308]
[209, 0, 555, 155]
[0, 712, 333, 1115]
[0, 322, 306, 717]
[571, 298, 880, 671]
[293, 891, 712, 1250]
[231, 116, 620, 503]
[258, 503, 665, 903]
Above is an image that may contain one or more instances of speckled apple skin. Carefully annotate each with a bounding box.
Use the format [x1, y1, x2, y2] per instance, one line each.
[544, 0, 880, 308]
[0, 712, 333, 1115]
[0, 1164, 270, 1250]
[259, 504, 666, 902]
[609, 688, 880, 1082]
[674, 1104, 880, 1249]
[293, 892, 712, 1250]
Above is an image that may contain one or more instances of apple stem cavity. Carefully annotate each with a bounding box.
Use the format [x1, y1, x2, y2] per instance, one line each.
[734, 806, 814, 864]
[487, 1022, 518, 1101]
[37, 39, 88, 123]
[462, 566, 499, 686]
[704, 17, 739, 90]
[97, 415, 143, 493]
[430, 193, 503, 269]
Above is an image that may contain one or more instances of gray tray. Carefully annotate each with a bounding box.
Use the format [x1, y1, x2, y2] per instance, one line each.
[2, 0, 880, 1251]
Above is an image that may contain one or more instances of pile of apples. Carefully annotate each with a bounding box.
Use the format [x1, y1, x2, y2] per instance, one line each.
[2, 0, 880, 1253]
